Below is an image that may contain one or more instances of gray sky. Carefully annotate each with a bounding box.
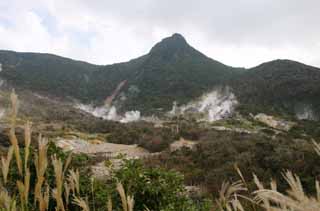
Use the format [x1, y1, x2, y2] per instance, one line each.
[1, 0, 320, 68]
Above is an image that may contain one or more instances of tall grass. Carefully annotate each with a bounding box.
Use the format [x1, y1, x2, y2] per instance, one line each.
[0, 91, 134, 211]
[216, 149, 320, 211]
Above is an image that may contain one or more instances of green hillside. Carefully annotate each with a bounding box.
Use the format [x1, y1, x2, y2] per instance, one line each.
[231, 60, 320, 118]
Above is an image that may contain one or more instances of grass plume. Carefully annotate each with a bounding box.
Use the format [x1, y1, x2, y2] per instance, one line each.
[1, 146, 14, 184]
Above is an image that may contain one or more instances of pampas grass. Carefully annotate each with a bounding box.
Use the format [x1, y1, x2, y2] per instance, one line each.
[0, 90, 135, 211]
[117, 182, 128, 211]
[9, 91, 22, 176]
[34, 136, 48, 207]
[253, 171, 320, 211]
[52, 155, 65, 211]
[0, 189, 16, 211]
[248, 141, 320, 211]
[73, 196, 90, 211]
[1, 146, 13, 184]
[24, 121, 31, 173]
[216, 180, 247, 211]
[0, 91, 79, 211]
[116, 182, 135, 211]
[67, 169, 80, 195]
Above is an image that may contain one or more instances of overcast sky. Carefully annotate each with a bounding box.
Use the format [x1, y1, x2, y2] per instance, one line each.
[1, 0, 320, 68]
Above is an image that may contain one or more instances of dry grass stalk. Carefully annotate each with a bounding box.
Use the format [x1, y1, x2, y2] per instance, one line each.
[24, 168, 30, 206]
[312, 140, 320, 156]
[234, 164, 247, 187]
[230, 194, 245, 211]
[0, 91, 83, 211]
[0, 189, 16, 211]
[116, 182, 135, 211]
[127, 195, 134, 211]
[24, 121, 32, 172]
[253, 174, 271, 210]
[17, 121, 32, 209]
[282, 171, 305, 202]
[217, 180, 247, 211]
[116, 182, 128, 211]
[144, 207, 151, 211]
[9, 91, 23, 176]
[10, 90, 18, 127]
[90, 177, 96, 211]
[38, 184, 50, 211]
[64, 182, 71, 207]
[9, 128, 22, 176]
[254, 171, 320, 211]
[34, 137, 48, 206]
[52, 155, 65, 211]
[34, 176, 44, 206]
[63, 153, 73, 176]
[1, 146, 14, 184]
[17, 180, 25, 208]
[17, 169, 31, 208]
[72, 196, 90, 211]
[316, 180, 320, 202]
[35, 135, 48, 179]
[107, 195, 112, 211]
[67, 169, 80, 195]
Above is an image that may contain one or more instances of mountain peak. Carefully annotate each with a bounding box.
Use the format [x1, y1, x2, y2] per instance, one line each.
[168, 33, 187, 42]
[150, 33, 190, 55]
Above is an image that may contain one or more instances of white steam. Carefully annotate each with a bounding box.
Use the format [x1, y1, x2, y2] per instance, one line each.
[106, 106, 118, 120]
[295, 104, 317, 121]
[0, 109, 5, 119]
[169, 87, 238, 122]
[0, 63, 3, 87]
[75, 104, 140, 123]
[76, 87, 237, 123]
[120, 111, 141, 123]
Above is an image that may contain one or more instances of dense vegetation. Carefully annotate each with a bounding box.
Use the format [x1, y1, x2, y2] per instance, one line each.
[231, 60, 320, 117]
[145, 129, 320, 195]
[106, 122, 177, 152]
[0, 50, 99, 100]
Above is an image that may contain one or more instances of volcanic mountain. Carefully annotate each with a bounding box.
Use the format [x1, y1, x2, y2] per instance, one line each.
[0, 33, 319, 119]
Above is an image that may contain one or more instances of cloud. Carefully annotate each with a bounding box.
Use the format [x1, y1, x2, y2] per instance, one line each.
[1, 0, 320, 67]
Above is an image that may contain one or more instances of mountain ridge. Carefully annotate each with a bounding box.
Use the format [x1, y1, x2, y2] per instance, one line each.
[0, 33, 320, 119]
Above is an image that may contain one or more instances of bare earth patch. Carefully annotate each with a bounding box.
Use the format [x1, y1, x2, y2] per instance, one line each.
[56, 138, 150, 178]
